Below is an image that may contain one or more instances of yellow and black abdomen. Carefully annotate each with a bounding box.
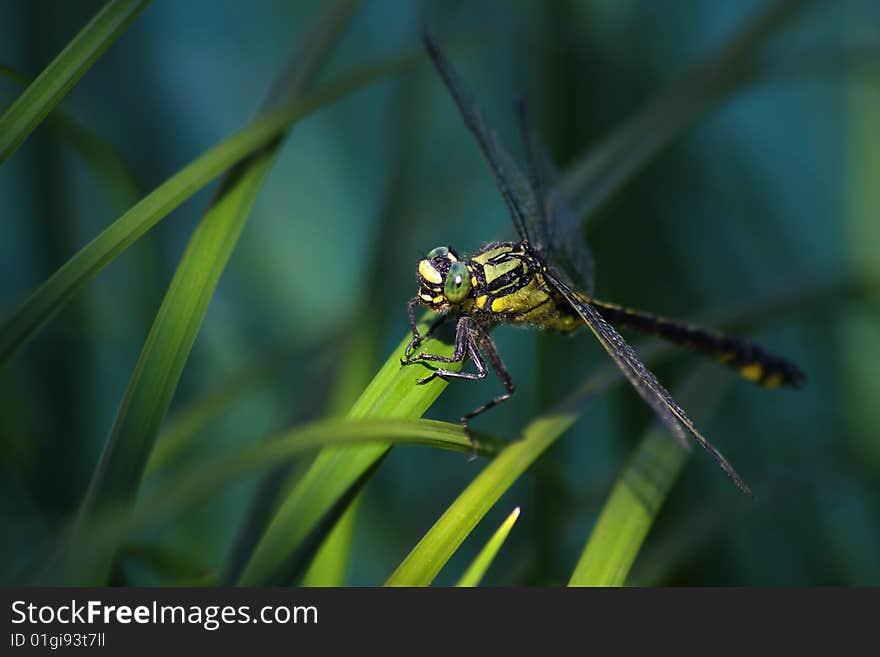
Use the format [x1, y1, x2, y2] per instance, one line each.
[590, 299, 805, 388]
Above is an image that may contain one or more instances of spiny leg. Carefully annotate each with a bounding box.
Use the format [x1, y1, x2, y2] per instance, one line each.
[405, 296, 422, 355]
[403, 298, 453, 362]
[421, 336, 488, 459]
[462, 329, 517, 419]
[459, 327, 517, 458]
[404, 315, 471, 369]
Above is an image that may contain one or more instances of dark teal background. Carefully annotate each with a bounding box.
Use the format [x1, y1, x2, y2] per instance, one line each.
[1, 0, 879, 585]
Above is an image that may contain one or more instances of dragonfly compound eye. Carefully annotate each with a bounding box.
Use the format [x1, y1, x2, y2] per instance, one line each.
[444, 261, 472, 303]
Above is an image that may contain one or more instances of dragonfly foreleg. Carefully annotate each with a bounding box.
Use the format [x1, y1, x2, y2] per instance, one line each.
[403, 300, 452, 362]
[406, 316, 472, 371]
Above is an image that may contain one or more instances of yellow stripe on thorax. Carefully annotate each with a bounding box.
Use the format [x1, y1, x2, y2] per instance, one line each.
[470, 244, 516, 265]
[484, 258, 522, 284]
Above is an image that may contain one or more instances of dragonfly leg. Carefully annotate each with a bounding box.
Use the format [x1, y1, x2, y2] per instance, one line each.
[405, 315, 470, 367]
[404, 297, 426, 360]
[415, 328, 486, 385]
[403, 301, 452, 362]
[459, 328, 516, 459]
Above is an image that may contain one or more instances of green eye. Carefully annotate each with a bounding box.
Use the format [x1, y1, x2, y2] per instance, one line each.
[427, 246, 449, 259]
[444, 262, 471, 303]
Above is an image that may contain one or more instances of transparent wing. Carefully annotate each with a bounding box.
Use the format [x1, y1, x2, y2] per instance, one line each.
[546, 270, 752, 496]
[423, 33, 595, 294]
[422, 33, 538, 245]
[516, 100, 595, 295]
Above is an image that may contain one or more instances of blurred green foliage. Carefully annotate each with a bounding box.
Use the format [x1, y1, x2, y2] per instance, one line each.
[1, 0, 879, 586]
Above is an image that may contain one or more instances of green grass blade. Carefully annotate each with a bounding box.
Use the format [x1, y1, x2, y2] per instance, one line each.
[299, 329, 381, 586]
[385, 372, 613, 587]
[137, 418, 497, 527]
[382, 418, 570, 587]
[0, 0, 150, 164]
[59, 0, 360, 585]
[567, 369, 729, 587]
[568, 429, 690, 587]
[456, 507, 521, 587]
[0, 50, 418, 366]
[301, 498, 361, 586]
[560, 0, 808, 228]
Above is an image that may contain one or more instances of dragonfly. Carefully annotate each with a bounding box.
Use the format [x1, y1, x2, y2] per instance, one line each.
[401, 33, 805, 495]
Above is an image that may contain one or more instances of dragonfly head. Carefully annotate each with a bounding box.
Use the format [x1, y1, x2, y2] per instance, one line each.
[416, 246, 473, 311]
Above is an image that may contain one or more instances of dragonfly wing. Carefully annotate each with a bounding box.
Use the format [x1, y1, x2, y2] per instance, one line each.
[516, 100, 595, 295]
[545, 185, 596, 296]
[546, 270, 752, 496]
[422, 33, 536, 245]
[492, 129, 542, 245]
